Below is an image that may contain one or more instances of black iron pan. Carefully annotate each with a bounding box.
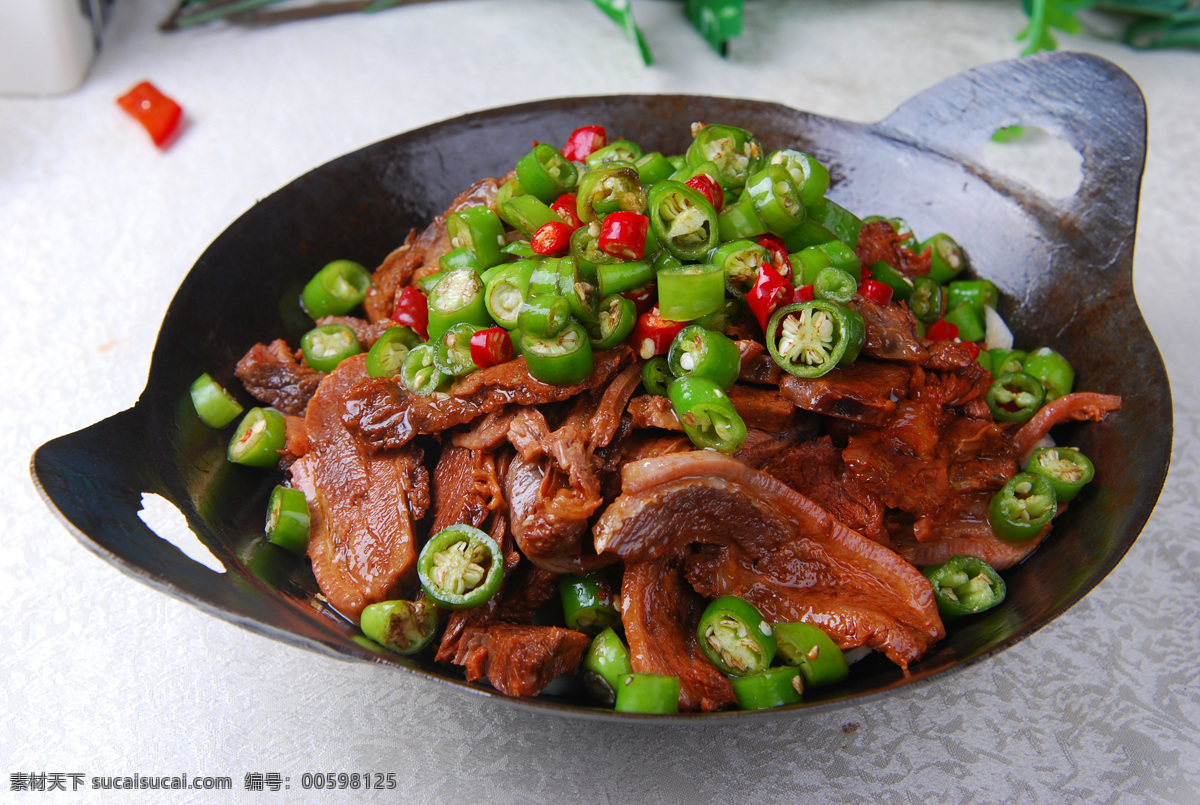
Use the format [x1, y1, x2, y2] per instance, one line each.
[32, 51, 1171, 720]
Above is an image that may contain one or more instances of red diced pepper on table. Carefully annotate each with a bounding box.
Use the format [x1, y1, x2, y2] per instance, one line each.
[116, 81, 183, 148]
[685, 173, 723, 210]
[631, 306, 685, 359]
[746, 263, 794, 331]
[531, 221, 574, 256]
[392, 285, 429, 341]
[470, 327, 514, 368]
[598, 211, 649, 260]
[562, 125, 607, 162]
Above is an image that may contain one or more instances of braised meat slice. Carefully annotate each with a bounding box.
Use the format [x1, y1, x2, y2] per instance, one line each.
[761, 437, 888, 544]
[622, 556, 736, 712]
[593, 451, 943, 667]
[344, 346, 634, 451]
[854, 219, 931, 278]
[451, 624, 590, 697]
[628, 385, 803, 433]
[846, 295, 929, 364]
[736, 339, 784, 386]
[289, 355, 428, 619]
[429, 443, 501, 534]
[235, 338, 324, 416]
[779, 360, 912, 427]
[891, 492, 1050, 570]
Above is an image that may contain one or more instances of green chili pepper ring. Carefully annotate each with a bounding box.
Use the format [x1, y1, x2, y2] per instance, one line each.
[765, 301, 865, 379]
[923, 554, 1007, 618]
[417, 525, 504, 610]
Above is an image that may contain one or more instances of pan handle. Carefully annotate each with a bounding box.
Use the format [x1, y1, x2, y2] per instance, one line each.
[876, 52, 1146, 254]
[31, 406, 346, 652]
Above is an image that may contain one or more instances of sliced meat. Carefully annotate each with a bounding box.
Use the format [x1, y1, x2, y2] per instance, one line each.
[344, 347, 634, 451]
[736, 339, 784, 385]
[779, 360, 912, 427]
[430, 443, 500, 534]
[846, 295, 929, 364]
[761, 437, 888, 544]
[290, 355, 428, 619]
[892, 493, 1051, 570]
[854, 219, 932, 278]
[451, 624, 590, 698]
[628, 385, 801, 433]
[627, 395, 680, 431]
[841, 428, 955, 518]
[592, 451, 943, 667]
[451, 404, 521, 451]
[1012, 392, 1123, 461]
[622, 556, 736, 712]
[235, 338, 324, 416]
[505, 452, 609, 575]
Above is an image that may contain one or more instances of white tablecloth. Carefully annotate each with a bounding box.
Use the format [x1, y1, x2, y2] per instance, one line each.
[3, 1, 1197, 801]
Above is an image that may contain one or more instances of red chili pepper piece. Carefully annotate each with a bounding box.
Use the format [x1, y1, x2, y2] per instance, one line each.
[757, 234, 790, 278]
[746, 264, 794, 331]
[621, 284, 657, 317]
[793, 284, 815, 304]
[562, 125, 607, 162]
[632, 306, 686, 360]
[550, 193, 582, 229]
[469, 327, 514, 368]
[859, 278, 894, 306]
[392, 285, 430, 341]
[926, 318, 960, 342]
[116, 81, 183, 147]
[961, 340, 982, 359]
[598, 211, 650, 260]
[531, 221, 574, 256]
[685, 173, 724, 210]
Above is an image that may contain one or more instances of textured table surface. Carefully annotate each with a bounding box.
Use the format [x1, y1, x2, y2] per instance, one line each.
[3, 1, 1198, 802]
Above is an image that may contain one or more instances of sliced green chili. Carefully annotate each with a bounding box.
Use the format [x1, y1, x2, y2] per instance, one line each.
[417, 524, 504, 610]
[991, 348, 1027, 377]
[922, 554, 1007, 618]
[614, 673, 679, 714]
[946, 279, 1000, 316]
[265, 485, 310, 556]
[301, 323, 362, 373]
[400, 343, 447, 396]
[559, 573, 622, 635]
[986, 371, 1045, 422]
[577, 166, 647, 224]
[686, 124, 764, 193]
[585, 139, 643, 170]
[943, 302, 986, 343]
[516, 142, 579, 203]
[667, 324, 741, 389]
[366, 326, 421, 379]
[499, 193, 564, 240]
[642, 355, 675, 397]
[484, 260, 535, 330]
[588, 294, 637, 349]
[446, 205, 506, 270]
[438, 245, 482, 274]
[793, 240, 862, 285]
[1023, 347, 1074, 402]
[647, 180, 719, 261]
[922, 232, 967, 284]
[865, 261, 914, 302]
[765, 301, 865, 378]
[190, 373, 244, 428]
[773, 621, 849, 687]
[426, 266, 490, 341]
[360, 598, 440, 655]
[782, 198, 863, 251]
[709, 238, 769, 296]
[909, 275, 943, 324]
[730, 666, 804, 710]
[517, 293, 571, 338]
[814, 266, 857, 305]
[989, 472, 1057, 542]
[227, 407, 286, 468]
[717, 194, 768, 242]
[1026, 446, 1094, 502]
[767, 149, 830, 207]
[668, 375, 747, 453]
[634, 151, 676, 185]
[597, 259, 655, 297]
[743, 163, 806, 235]
[582, 628, 634, 707]
[433, 322, 482, 377]
[696, 594, 776, 675]
[301, 259, 373, 319]
[656, 262, 724, 322]
[521, 320, 594, 385]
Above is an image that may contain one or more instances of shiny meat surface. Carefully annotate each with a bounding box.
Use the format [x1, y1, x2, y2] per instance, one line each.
[622, 557, 736, 712]
[451, 624, 590, 697]
[290, 355, 428, 619]
[235, 338, 324, 416]
[593, 452, 943, 666]
[779, 360, 912, 427]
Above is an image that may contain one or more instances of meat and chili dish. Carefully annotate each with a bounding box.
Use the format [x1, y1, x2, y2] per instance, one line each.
[191, 122, 1122, 713]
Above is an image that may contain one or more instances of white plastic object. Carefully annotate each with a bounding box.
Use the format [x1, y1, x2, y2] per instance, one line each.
[0, 0, 99, 96]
